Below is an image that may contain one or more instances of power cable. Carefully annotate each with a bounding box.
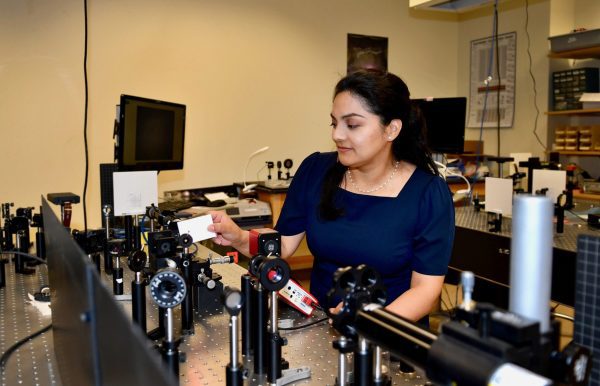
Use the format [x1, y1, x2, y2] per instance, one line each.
[0, 324, 53, 373]
[0, 251, 47, 265]
[494, 2, 501, 157]
[82, 0, 90, 232]
[524, 0, 547, 151]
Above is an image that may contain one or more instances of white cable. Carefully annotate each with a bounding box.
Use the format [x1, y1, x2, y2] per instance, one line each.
[435, 160, 471, 198]
[243, 146, 270, 192]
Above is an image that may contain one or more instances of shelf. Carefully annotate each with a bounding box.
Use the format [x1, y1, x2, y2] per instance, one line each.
[552, 151, 600, 156]
[548, 46, 600, 59]
[573, 191, 600, 202]
[546, 109, 600, 116]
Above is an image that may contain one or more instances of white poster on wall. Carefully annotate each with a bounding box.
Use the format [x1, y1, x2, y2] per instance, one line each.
[468, 32, 516, 128]
[113, 171, 158, 216]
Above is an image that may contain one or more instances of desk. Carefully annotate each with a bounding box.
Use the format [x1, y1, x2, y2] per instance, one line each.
[448, 202, 600, 307]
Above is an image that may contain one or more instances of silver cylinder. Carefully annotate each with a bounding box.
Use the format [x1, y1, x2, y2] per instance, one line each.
[166, 308, 174, 342]
[338, 352, 347, 385]
[270, 291, 278, 333]
[230, 315, 239, 367]
[373, 345, 383, 381]
[509, 195, 553, 333]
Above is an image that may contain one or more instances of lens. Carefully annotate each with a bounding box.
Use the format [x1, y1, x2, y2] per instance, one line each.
[158, 280, 178, 297]
[267, 267, 283, 283]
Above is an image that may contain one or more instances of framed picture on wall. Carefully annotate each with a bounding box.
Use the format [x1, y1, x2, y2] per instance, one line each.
[347, 33, 388, 74]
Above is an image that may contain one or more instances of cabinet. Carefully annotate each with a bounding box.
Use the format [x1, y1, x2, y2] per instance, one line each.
[547, 45, 600, 199]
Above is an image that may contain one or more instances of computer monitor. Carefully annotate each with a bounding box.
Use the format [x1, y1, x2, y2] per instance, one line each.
[117, 94, 186, 171]
[413, 97, 467, 154]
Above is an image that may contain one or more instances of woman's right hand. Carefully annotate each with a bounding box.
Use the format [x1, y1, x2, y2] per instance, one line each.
[207, 211, 247, 251]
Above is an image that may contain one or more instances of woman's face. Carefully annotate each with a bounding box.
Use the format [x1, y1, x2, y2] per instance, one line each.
[330, 91, 397, 169]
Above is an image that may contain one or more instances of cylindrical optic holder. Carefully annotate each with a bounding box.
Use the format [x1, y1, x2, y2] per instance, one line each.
[128, 250, 148, 333]
[0, 258, 6, 288]
[108, 239, 125, 295]
[241, 274, 253, 357]
[179, 233, 195, 335]
[103, 205, 113, 275]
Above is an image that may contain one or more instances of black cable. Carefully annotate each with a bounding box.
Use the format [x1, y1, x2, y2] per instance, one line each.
[567, 209, 588, 222]
[279, 316, 329, 331]
[524, 0, 546, 151]
[82, 0, 90, 232]
[0, 324, 52, 372]
[495, 2, 501, 157]
[0, 251, 47, 265]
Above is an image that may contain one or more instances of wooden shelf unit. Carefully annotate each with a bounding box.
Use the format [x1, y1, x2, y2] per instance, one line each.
[548, 46, 600, 60]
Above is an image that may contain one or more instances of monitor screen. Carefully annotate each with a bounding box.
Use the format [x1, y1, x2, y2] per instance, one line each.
[413, 97, 466, 154]
[117, 95, 185, 171]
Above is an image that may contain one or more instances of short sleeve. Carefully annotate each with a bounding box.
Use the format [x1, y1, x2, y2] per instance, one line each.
[275, 152, 322, 236]
[411, 175, 455, 275]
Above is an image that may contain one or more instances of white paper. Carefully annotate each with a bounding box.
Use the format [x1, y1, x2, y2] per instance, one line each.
[485, 177, 514, 216]
[532, 169, 566, 202]
[27, 293, 52, 316]
[579, 93, 600, 102]
[176, 214, 216, 243]
[113, 171, 158, 216]
[204, 192, 230, 202]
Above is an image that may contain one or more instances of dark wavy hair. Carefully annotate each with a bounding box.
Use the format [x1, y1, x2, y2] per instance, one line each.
[319, 69, 438, 220]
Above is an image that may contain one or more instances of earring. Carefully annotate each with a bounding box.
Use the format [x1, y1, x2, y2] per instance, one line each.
[388, 136, 393, 140]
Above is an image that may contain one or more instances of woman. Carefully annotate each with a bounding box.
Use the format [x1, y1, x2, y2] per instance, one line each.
[209, 69, 455, 324]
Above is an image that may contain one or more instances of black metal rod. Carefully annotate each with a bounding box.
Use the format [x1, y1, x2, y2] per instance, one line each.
[113, 267, 123, 295]
[241, 274, 253, 356]
[354, 307, 436, 369]
[35, 230, 46, 259]
[226, 364, 243, 386]
[124, 215, 134, 253]
[354, 338, 373, 386]
[131, 278, 147, 333]
[91, 253, 101, 273]
[267, 332, 283, 383]
[181, 257, 194, 334]
[253, 284, 268, 375]
[0, 259, 6, 288]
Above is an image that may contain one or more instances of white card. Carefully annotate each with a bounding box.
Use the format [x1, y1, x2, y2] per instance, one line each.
[176, 214, 216, 243]
[113, 171, 158, 216]
[485, 177, 514, 216]
[204, 192, 230, 202]
[532, 169, 566, 202]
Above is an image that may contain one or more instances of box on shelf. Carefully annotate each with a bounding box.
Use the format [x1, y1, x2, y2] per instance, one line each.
[549, 28, 600, 53]
[578, 125, 600, 151]
[552, 68, 599, 111]
[579, 93, 600, 110]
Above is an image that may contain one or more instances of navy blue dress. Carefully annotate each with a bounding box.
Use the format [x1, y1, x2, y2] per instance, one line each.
[275, 152, 455, 310]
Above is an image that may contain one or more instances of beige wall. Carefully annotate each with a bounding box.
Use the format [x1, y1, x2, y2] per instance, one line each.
[2, 0, 598, 231]
[1, 0, 460, 229]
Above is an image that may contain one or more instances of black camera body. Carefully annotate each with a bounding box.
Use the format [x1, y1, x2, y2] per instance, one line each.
[73, 229, 106, 255]
[249, 228, 281, 256]
[147, 230, 179, 270]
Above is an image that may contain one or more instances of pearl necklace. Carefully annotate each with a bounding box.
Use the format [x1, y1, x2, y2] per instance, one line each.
[346, 161, 401, 194]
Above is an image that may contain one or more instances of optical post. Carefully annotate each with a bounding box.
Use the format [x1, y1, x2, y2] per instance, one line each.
[128, 249, 148, 333]
[103, 204, 114, 274]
